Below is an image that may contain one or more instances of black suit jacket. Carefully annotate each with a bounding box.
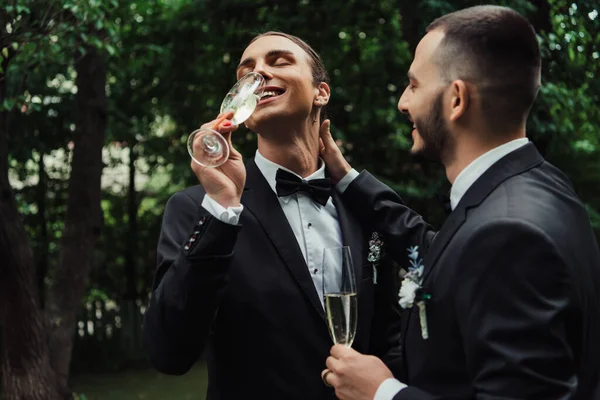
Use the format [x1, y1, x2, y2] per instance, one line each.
[142, 160, 402, 399]
[343, 143, 600, 399]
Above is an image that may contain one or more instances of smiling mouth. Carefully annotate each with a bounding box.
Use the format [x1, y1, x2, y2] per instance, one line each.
[258, 87, 285, 105]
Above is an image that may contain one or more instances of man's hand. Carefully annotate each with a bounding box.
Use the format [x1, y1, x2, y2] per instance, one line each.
[319, 119, 352, 184]
[322, 345, 393, 400]
[190, 112, 246, 208]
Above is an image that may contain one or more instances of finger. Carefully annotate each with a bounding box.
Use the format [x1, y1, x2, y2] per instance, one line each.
[228, 139, 243, 161]
[319, 119, 334, 146]
[190, 159, 207, 182]
[210, 112, 234, 130]
[325, 355, 343, 373]
[222, 123, 242, 160]
[319, 138, 326, 153]
[199, 112, 235, 130]
[321, 369, 331, 384]
[219, 120, 238, 134]
[326, 371, 341, 389]
[330, 344, 357, 359]
[321, 369, 336, 388]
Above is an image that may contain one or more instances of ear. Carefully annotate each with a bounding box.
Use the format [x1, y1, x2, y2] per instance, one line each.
[449, 80, 469, 122]
[313, 82, 331, 107]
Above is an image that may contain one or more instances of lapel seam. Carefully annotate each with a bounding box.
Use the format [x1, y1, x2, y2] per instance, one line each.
[242, 187, 327, 323]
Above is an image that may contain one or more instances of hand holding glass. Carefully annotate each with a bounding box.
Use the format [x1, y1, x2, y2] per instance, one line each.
[187, 72, 265, 167]
[322, 246, 357, 347]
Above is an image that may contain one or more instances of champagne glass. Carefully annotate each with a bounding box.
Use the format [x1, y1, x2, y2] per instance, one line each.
[322, 246, 357, 347]
[187, 72, 265, 167]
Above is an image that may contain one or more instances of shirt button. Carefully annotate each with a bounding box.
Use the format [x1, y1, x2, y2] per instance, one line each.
[308, 223, 312, 228]
[313, 268, 318, 274]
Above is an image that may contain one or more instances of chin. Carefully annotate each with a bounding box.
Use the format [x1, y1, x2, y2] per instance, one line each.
[410, 136, 423, 154]
[247, 113, 284, 134]
[252, 107, 308, 130]
[245, 109, 273, 130]
[409, 146, 424, 157]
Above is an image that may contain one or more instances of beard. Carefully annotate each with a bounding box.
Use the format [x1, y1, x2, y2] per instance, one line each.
[411, 90, 453, 164]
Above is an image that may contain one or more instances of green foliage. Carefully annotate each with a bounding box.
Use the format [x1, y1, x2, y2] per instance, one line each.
[4, 0, 599, 373]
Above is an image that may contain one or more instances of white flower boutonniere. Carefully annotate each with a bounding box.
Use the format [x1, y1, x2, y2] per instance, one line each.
[367, 232, 383, 284]
[399, 245, 431, 340]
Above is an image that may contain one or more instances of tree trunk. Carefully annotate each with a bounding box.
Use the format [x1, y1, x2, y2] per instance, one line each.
[122, 141, 141, 360]
[125, 141, 138, 302]
[45, 46, 107, 390]
[37, 152, 49, 307]
[0, 54, 66, 400]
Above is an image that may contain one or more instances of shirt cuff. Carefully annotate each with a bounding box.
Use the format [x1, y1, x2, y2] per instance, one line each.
[336, 168, 359, 194]
[373, 378, 407, 400]
[201, 194, 244, 225]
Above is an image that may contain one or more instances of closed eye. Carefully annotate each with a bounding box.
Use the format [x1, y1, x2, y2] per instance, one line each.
[237, 69, 251, 80]
[273, 57, 292, 67]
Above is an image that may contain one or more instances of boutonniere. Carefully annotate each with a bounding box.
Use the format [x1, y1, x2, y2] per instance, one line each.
[399, 246, 431, 340]
[367, 232, 383, 284]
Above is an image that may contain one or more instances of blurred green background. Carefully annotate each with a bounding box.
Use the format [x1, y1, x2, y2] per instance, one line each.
[1, 0, 598, 399]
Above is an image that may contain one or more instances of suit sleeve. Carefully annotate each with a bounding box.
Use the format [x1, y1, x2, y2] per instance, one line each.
[453, 219, 576, 399]
[343, 171, 435, 379]
[142, 190, 241, 375]
[343, 171, 437, 263]
[394, 219, 576, 400]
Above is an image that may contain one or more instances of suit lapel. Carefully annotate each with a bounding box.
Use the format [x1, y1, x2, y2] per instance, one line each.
[242, 160, 326, 321]
[331, 189, 364, 284]
[400, 143, 544, 378]
[420, 142, 545, 284]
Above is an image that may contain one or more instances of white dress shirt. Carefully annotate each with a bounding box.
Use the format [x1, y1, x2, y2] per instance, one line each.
[202, 150, 349, 306]
[450, 138, 529, 210]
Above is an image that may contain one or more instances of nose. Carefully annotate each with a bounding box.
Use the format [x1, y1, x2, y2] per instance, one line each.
[398, 87, 410, 115]
[252, 60, 273, 81]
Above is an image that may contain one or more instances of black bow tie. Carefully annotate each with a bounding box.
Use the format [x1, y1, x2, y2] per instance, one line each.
[275, 169, 332, 206]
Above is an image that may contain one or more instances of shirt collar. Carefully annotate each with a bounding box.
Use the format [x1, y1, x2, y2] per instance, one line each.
[450, 138, 529, 210]
[254, 150, 326, 204]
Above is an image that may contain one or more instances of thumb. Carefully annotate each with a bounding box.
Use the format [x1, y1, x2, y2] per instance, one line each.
[319, 119, 335, 148]
[317, 119, 351, 183]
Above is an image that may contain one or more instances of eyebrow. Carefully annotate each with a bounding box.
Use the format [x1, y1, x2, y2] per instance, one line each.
[236, 49, 295, 71]
[407, 71, 419, 83]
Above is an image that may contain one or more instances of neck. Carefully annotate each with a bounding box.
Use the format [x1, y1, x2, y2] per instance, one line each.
[257, 118, 321, 177]
[444, 128, 526, 184]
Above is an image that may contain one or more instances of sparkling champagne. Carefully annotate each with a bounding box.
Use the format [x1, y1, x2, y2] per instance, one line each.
[325, 293, 357, 347]
[222, 93, 259, 125]
[187, 72, 264, 168]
